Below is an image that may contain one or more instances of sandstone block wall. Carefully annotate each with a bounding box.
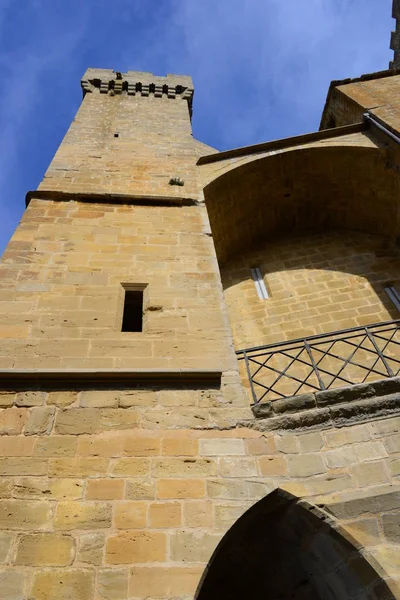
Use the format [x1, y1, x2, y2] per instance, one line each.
[321, 72, 400, 133]
[223, 231, 400, 350]
[2, 66, 400, 598]
[0, 199, 235, 372]
[0, 388, 400, 598]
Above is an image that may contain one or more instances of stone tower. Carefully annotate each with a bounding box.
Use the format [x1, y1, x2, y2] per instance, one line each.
[2, 9, 400, 600]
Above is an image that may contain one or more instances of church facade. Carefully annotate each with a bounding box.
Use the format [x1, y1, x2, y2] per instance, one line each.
[1, 6, 400, 600]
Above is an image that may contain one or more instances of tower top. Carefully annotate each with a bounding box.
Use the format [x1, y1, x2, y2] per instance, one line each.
[81, 68, 194, 113]
[390, 0, 400, 68]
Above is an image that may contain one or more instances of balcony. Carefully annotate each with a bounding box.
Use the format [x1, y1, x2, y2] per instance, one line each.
[237, 320, 400, 406]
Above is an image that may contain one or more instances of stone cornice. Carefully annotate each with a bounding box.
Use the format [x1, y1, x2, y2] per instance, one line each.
[0, 369, 222, 387]
[197, 122, 366, 166]
[25, 190, 198, 208]
[81, 68, 194, 115]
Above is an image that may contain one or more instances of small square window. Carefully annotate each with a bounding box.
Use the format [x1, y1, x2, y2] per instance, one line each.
[121, 289, 143, 332]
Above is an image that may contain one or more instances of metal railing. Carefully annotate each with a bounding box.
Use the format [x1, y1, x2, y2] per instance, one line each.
[236, 320, 400, 405]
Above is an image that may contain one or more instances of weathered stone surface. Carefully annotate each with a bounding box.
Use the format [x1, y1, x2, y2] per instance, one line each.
[156, 478, 205, 499]
[15, 391, 47, 407]
[152, 457, 217, 477]
[325, 425, 371, 447]
[13, 478, 83, 500]
[385, 433, 400, 453]
[206, 479, 249, 500]
[218, 457, 258, 477]
[316, 382, 375, 407]
[98, 569, 129, 599]
[248, 407, 331, 431]
[326, 491, 400, 520]
[369, 546, 400, 576]
[251, 402, 273, 418]
[48, 391, 77, 407]
[0, 457, 47, 475]
[245, 436, 276, 455]
[298, 431, 324, 452]
[183, 500, 213, 527]
[55, 408, 139, 435]
[351, 461, 390, 487]
[287, 453, 327, 477]
[0, 409, 26, 435]
[0, 570, 26, 599]
[382, 511, 400, 543]
[119, 390, 157, 408]
[199, 438, 245, 455]
[30, 569, 94, 600]
[258, 456, 287, 476]
[0, 393, 15, 408]
[0, 436, 34, 457]
[170, 531, 221, 562]
[124, 436, 161, 456]
[76, 532, 105, 566]
[113, 502, 147, 529]
[129, 566, 202, 597]
[55, 501, 112, 530]
[161, 438, 197, 456]
[106, 531, 166, 564]
[276, 435, 300, 454]
[126, 478, 156, 500]
[79, 390, 119, 408]
[272, 393, 316, 414]
[25, 406, 55, 435]
[0, 533, 12, 563]
[324, 446, 358, 468]
[214, 502, 252, 529]
[343, 518, 382, 547]
[149, 501, 182, 528]
[86, 479, 124, 500]
[34, 436, 77, 457]
[0, 500, 51, 530]
[331, 395, 400, 427]
[15, 533, 75, 566]
[49, 458, 108, 478]
[353, 441, 388, 462]
[110, 458, 149, 477]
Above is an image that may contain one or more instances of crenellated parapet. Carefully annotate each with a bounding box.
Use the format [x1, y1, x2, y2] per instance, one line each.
[81, 68, 194, 114]
[390, 0, 400, 68]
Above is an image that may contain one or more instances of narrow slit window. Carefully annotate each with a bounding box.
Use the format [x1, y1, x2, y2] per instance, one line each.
[122, 289, 143, 332]
[385, 285, 400, 312]
[251, 267, 269, 300]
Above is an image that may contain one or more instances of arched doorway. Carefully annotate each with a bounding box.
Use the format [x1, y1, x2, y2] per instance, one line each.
[196, 489, 396, 600]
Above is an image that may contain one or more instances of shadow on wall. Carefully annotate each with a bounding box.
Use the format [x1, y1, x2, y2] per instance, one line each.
[221, 230, 400, 350]
[204, 145, 400, 267]
[195, 489, 396, 600]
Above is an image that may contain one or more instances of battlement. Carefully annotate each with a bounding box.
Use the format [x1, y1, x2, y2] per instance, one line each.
[81, 68, 194, 112]
[391, 0, 400, 68]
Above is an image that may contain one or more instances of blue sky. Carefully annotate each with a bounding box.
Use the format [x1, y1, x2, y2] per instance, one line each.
[0, 0, 394, 254]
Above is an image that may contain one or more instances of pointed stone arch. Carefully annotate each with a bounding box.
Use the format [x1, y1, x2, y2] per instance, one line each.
[195, 488, 398, 600]
[204, 145, 400, 266]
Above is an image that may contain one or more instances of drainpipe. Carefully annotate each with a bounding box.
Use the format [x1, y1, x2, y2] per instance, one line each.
[364, 112, 400, 145]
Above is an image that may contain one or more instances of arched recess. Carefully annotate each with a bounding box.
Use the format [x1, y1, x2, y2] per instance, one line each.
[204, 145, 400, 266]
[195, 489, 397, 600]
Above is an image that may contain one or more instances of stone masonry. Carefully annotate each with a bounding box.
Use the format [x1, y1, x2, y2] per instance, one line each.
[2, 53, 400, 599]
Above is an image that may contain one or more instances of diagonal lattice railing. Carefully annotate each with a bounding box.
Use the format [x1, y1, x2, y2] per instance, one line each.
[236, 320, 400, 405]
